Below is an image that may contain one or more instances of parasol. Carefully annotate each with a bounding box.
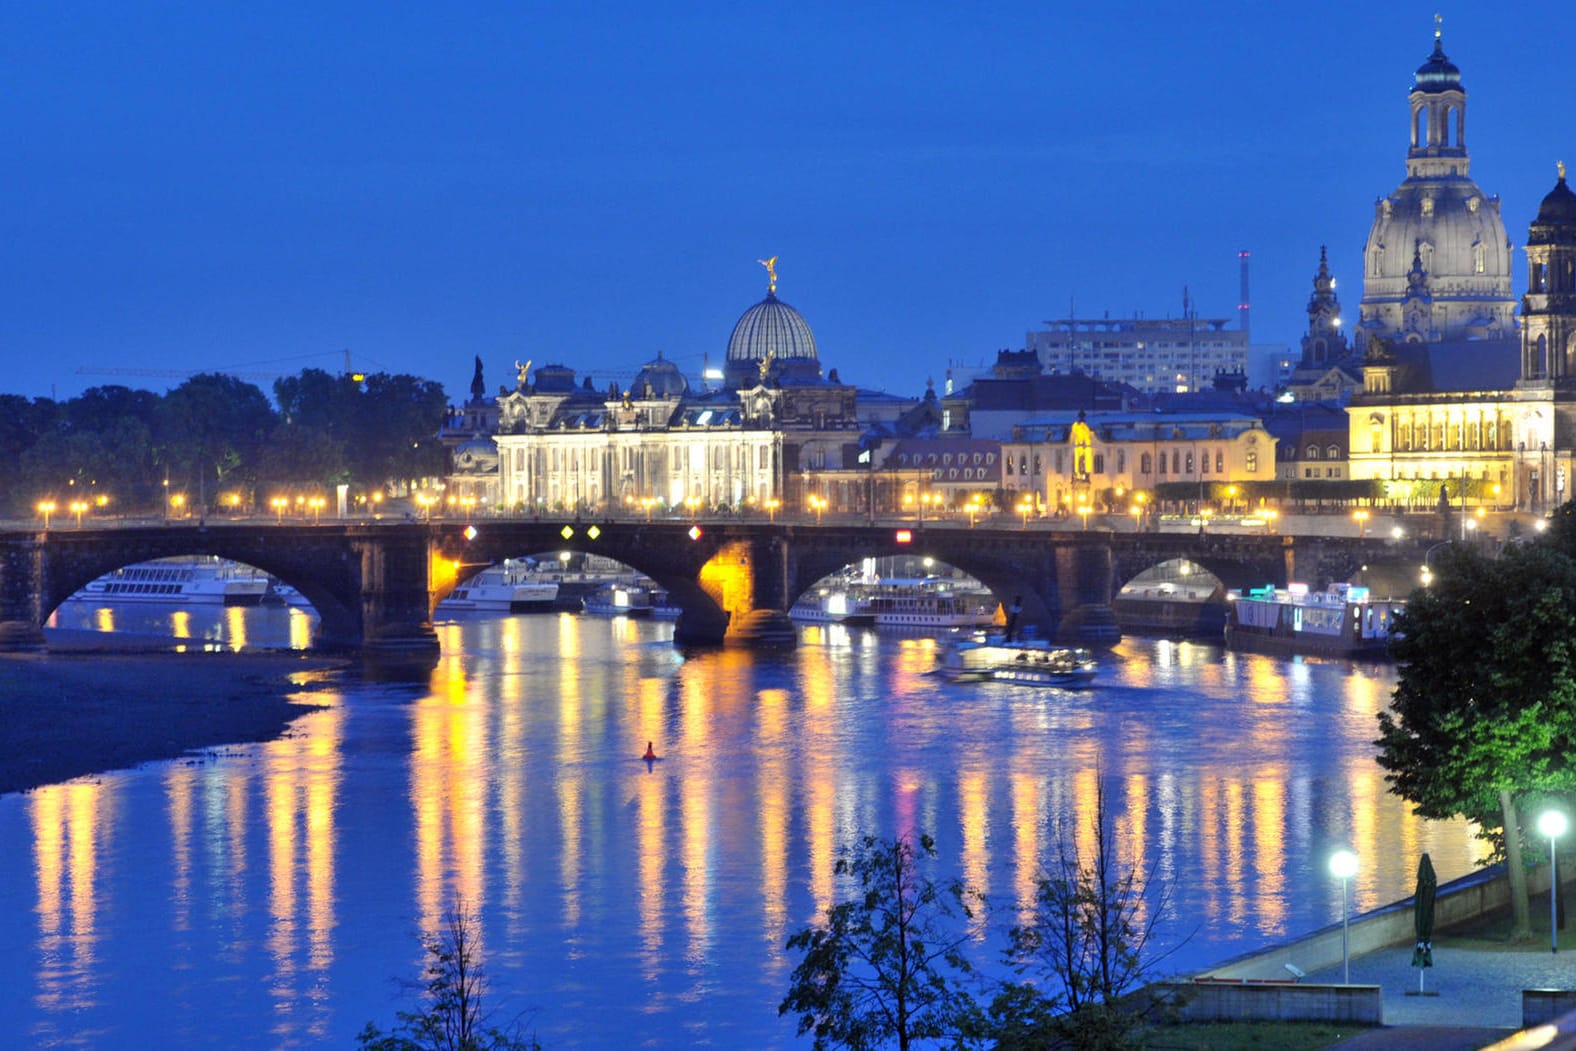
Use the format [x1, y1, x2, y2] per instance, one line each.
[1409, 852, 1437, 995]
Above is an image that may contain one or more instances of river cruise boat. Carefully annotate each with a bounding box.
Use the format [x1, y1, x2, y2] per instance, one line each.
[938, 632, 1099, 687]
[788, 589, 878, 627]
[78, 557, 270, 606]
[1223, 582, 1403, 658]
[438, 560, 559, 614]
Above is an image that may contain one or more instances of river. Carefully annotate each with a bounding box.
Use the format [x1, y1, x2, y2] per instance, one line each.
[1, 602, 1480, 1048]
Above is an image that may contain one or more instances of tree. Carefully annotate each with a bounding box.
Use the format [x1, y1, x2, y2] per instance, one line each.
[780, 832, 985, 1051]
[156, 373, 277, 508]
[358, 903, 540, 1051]
[988, 779, 1176, 1050]
[1377, 536, 1576, 939]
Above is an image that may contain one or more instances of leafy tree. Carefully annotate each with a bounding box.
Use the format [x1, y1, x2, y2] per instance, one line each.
[1377, 536, 1576, 939]
[358, 903, 540, 1051]
[780, 832, 985, 1051]
[989, 779, 1176, 1050]
[156, 373, 277, 509]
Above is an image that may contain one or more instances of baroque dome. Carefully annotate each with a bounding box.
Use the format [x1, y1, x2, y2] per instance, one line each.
[1530, 170, 1576, 242]
[1412, 37, 1461, 94]
[631, 353, 689, 399]
[726, 291, 819, 366]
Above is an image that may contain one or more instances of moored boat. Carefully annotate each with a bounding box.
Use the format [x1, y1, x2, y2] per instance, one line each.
[938, 632, 1098, 687]
[438, 560, 560, 614]
[582, 582, 655, 618]
[1224, 582, 1402, 658]
[788, 589, 878, 627]
[77, 557, 270, 606]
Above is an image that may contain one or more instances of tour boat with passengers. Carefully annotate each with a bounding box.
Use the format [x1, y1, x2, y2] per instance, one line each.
[938, 630, 1099, 687]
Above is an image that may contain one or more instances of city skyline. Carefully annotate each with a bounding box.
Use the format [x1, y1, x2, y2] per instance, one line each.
[6, 3, 1576, 403]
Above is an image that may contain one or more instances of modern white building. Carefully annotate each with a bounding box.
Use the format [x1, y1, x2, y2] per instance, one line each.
[1026, 313, 1249, 395]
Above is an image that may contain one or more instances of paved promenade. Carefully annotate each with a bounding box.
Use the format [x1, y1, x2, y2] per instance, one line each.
[1304, 941, 1574, 1048]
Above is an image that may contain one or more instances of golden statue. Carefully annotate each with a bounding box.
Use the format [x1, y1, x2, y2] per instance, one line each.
[514, 359, 532, 388]
[757, 256, 778, 295]
[1561, 160, 1568, 182]
[757, 350, 775, 383]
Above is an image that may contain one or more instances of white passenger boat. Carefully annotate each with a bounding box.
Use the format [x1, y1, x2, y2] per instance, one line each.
[938, 632, 1098, 687]
[439, 560, 560, 614]
[861, 581, 996, 629]
[78, 557, 271, 606]
[788, 589, 877, 627]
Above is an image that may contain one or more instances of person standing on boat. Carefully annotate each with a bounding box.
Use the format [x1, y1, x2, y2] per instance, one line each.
[1006, 596, 1022, 642]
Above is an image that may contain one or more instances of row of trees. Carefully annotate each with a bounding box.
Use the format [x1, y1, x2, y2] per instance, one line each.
[0, 369, 450, 518]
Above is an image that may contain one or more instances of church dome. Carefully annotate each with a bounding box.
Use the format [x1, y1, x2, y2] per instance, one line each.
[726, 291, 819, 366]
[1413, 37, 1461, 94]
[631, 353, 689, 398]
[1530, 171, 1576, 243]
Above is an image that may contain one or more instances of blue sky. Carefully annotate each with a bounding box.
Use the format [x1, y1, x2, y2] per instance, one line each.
[5, 3, 1575, 404]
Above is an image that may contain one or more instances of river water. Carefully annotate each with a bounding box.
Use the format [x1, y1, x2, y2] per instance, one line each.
[2, 602, 1480, 1048]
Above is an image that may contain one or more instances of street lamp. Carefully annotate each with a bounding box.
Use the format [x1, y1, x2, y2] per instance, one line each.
[36, 500, 56, 530]
[1540, 809, 1568, 954]
[1017, 498, 1033, 529]
[1077, 501, 1091, 530]
[171, 493, 187, 518]
[1330, 849, 1358, 984]
[809, 494, 827, 524]
[764, 497, 780, 523]
[271, 496, 288, 523]
[69, 499, 88, 528]
[1353, 509, 1370, 538]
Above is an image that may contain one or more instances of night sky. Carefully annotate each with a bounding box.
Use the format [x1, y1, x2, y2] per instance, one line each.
[6, 3, 1575, 405]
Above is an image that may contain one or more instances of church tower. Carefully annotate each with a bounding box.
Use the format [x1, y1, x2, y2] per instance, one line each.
[1357, 20, 1515, 352]
[1299, 246, 1348, 369]
[1520, 165, 1576, 384]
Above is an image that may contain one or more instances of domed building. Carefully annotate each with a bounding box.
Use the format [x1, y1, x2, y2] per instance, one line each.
[724, 260, 822, 388]
[1519, 166, 1576, 383]
[1356, 24, 1516, 351]
[489, 261, 893, 515]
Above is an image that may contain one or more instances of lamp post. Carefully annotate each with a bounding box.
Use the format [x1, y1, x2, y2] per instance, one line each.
[1017, 498, 1032, 529]
[37, 500, 56, 530]
[1353, 509, 1369, 538]
[1330, 849, 1358, 983]
[70, 499, 88, 528]
[765, 497, 780, 523]
[1540, 810, 1568, 954]
[271, 497, 287, 524]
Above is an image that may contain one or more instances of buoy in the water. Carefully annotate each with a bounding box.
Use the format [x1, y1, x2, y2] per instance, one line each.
[642, 741, 657, 762]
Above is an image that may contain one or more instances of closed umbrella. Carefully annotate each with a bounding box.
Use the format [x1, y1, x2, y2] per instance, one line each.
[1410, 852, 1438, 995]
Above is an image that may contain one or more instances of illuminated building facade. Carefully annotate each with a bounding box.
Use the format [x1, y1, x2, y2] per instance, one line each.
[493, 265, 874, 514]
[1355, 23, 1516, 355]
[1002, 410, 1275, 511]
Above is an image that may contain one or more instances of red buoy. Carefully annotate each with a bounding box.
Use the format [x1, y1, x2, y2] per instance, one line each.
[642, 741, 657, 761]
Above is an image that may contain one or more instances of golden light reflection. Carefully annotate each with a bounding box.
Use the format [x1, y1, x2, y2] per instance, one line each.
[679, 657, 716, 963]
[288, 607, 314, 651]
[93, 606, 115, 633]
[413, 648, 487, 931]
[30, 780, 107, 1012]
[171, 609, 191, 640]
[757, 687, 791, 950]
[1251, 777, 1288, 932]
[557, 614, 586, 928]
[225, 605, 249, 651]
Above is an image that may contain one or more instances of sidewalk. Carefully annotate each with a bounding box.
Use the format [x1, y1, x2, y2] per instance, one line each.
[1302, 940, 1574, 1047]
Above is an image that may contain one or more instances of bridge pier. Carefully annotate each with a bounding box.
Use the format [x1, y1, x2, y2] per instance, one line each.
[693, 536, 795, 648]
[348, 533, 440, 670]
[0, 537, 47, 652]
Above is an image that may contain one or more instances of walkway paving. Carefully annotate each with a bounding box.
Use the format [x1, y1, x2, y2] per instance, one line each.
[1301, 939, 1576, 1048]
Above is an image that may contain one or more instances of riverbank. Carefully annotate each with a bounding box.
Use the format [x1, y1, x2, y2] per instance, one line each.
[0, 651, 343, 796]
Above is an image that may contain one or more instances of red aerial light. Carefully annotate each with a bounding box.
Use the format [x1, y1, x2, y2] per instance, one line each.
[895, 530, 913, 544]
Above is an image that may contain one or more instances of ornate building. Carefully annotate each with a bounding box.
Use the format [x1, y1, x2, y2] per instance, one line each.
[1348, 168, 1576, 511]
[1356, 22, 1516, 353]
[492, 262, 874, 514]
[1282, 248, 1361, 403]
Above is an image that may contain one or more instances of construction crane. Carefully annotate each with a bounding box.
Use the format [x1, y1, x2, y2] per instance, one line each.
[75, 367, 281, 382]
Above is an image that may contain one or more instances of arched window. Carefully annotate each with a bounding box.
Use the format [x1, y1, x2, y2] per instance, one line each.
[1215, 451, 1224, 473]
[1305, 444, 1320, 460]
[1327, 444, 1340, 459]
[1140, 452, 1152, 474]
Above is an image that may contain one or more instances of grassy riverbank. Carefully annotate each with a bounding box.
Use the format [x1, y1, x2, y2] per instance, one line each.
[0, 652, 341, 796]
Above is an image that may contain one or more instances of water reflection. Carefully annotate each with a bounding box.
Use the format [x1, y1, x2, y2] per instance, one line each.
[4, 612, 1488, 1049]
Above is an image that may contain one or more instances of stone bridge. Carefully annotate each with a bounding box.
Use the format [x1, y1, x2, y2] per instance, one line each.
[0, 520, 1426, 661]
